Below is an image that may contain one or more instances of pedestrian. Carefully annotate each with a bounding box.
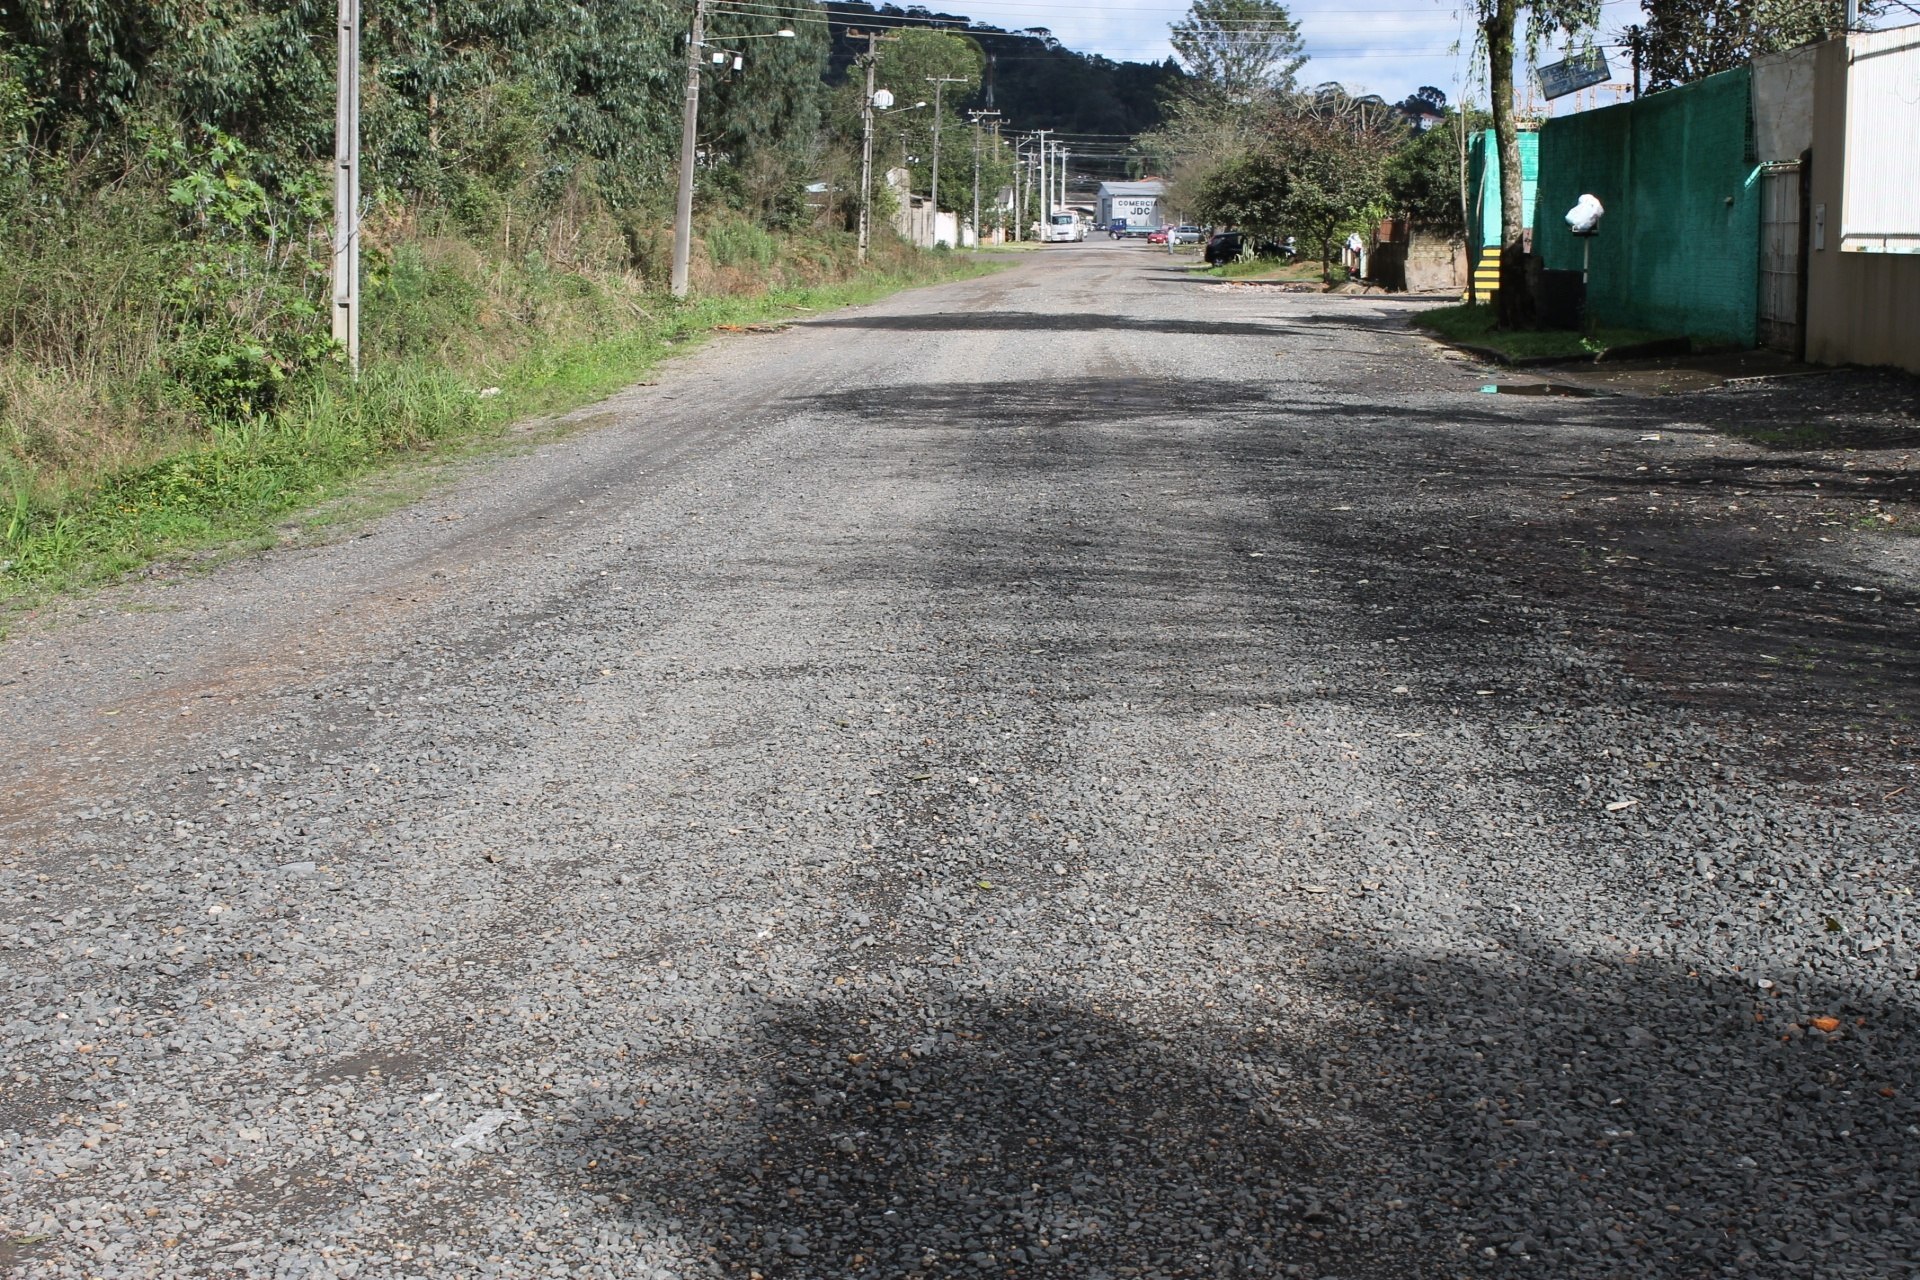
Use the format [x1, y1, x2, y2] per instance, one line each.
[1345, 231, 1364, 279]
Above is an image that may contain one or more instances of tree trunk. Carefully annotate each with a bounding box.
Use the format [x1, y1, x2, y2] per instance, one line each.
[1485, 0, 1534, 328]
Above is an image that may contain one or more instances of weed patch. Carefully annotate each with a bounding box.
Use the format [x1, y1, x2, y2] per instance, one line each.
[1414, 303, 1680, 363]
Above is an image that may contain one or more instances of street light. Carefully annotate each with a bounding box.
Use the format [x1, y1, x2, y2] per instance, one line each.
[670, 5, 796, 298]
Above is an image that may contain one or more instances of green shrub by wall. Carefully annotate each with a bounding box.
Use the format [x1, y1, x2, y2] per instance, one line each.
[1536, 68, 1760, 347]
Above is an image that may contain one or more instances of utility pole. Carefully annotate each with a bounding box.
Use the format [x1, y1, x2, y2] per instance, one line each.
[968, 109, 998, 248]
[926, 76, 967, 244]
[1036, 130, 1051, 220]
[852, 30, 897, 263]
[1011, 141, 1023, 241]
[670, 0, 708, 297]
[1056, 142, 1067, 210]
[331, 0, 361, 375]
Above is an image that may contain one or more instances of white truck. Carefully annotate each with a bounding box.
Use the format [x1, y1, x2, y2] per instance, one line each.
[1040, 212, 1086, 243]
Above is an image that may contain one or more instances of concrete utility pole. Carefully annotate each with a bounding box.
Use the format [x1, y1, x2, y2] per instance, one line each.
[1011, 140, 1024, 241]
[1036, 130, 1051, 220]
[1056, 143, 1067, 210]
[670, 0, 708, 297]
[331, 0, 361, 375]
[926, 76, 967, 244]
[852, 30, 898, 263]
[968, 109, 998, 248]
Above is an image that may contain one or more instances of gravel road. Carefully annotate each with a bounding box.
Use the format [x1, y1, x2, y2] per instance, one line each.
[4, 241, 1918, 1279]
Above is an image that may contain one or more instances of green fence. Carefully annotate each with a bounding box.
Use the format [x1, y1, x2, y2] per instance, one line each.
[1468, 129, 1539, 250]
[1535, 67, 1759, 346]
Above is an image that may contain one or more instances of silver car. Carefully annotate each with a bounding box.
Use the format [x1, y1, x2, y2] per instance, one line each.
[1168, 224, 1207, 245]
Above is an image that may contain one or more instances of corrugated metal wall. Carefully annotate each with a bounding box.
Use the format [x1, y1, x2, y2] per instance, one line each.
[1535, 68, 1761, 346]
[1838, 27, 1920, 252]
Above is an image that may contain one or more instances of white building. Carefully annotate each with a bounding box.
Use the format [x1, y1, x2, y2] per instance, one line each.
[1097, 180, 1165, 231]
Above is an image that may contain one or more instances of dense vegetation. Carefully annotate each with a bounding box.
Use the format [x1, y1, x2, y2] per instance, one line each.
[0, 1, 1012, 599]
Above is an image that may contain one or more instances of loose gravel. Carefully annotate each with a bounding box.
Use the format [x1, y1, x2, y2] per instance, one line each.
[3, 243, 1918, 1279]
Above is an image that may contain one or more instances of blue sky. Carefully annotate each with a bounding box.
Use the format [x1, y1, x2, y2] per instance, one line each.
[949, 0, 1650, 112]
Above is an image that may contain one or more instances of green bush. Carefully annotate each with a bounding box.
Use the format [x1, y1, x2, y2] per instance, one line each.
[706, 217, 778, 268]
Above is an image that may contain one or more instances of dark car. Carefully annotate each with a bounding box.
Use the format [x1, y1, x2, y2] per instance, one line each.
[1204, 231, 1284, 266]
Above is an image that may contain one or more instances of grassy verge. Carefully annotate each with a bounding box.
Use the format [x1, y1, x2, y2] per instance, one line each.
[1201, 258, 1324, 283]
[1413, 302, 1682, 362]
[1, 254, 995, 609]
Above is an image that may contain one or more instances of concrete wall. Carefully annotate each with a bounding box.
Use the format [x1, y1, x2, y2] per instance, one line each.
[1535, 67, 1760, 346]
[1804, 35, 1920, 373]
[1370, 226, 1466, 292]
[1752, 44, 1819, 162]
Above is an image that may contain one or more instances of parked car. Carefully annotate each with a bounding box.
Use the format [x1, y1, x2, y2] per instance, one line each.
[1145, 226, 1170, 245]
[1203, 231, 1285, 266]
[1168, 224, 1207, 245]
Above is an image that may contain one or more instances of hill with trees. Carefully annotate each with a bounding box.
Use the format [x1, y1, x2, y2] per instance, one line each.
[823, 2, 1187, 138]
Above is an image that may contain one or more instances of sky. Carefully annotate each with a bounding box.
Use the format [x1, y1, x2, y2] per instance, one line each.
[944, 0, 1652, 113]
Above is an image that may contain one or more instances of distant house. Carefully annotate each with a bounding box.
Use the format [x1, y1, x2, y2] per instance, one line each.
[886, 168, 975, 249]
[1097, 180, 1165, 230]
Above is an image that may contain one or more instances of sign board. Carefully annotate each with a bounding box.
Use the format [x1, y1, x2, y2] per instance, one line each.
[1538, 49, 1610, 100]
[1109, 196, 1158, 223]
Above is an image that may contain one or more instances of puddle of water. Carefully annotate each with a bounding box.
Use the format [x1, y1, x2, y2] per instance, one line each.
[1479, 383, 1600, 397]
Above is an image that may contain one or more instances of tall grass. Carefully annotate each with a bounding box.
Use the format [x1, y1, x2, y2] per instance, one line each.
[0, 190, 987, 605]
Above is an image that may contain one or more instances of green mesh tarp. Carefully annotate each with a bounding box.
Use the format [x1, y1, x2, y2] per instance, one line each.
[1468, 129, 1539, 250]
[1536, 68, 1759, 346]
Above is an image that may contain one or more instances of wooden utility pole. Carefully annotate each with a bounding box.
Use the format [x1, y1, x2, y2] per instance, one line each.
[332, 0, 361, 374]
[670, 0, 708, 297]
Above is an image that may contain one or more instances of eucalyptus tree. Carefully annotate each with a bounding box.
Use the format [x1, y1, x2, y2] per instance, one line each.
[703, 6, 832, 225]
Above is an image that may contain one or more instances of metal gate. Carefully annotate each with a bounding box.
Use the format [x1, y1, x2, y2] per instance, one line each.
[1758, 163, 1803, 355]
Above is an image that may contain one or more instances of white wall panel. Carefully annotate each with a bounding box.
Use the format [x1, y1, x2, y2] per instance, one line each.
[1841, 27, 1920, 253]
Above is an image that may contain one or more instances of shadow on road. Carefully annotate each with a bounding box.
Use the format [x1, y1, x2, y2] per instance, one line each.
[546, 941, 1919, 1279]
[562, 989, 1421, 1279]
[802, 310, 1294, 338]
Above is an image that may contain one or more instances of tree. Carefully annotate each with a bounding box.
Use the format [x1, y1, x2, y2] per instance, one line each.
[870, 30, 982, 211]
[1474, 0, 1600, 325]
[1386, 117, 1465, 233]
[1393, 85, 1448, 128]
[1170, 0, 1306, 99]
[1194, 103, 1394, 279]
[1631, 0, 1843, 92]
[705, 8, 831, 225]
